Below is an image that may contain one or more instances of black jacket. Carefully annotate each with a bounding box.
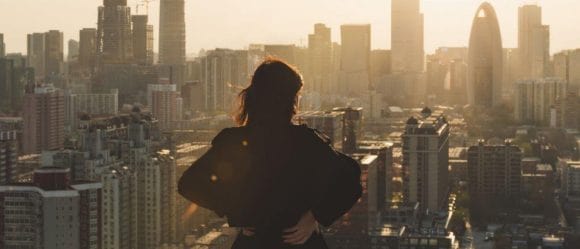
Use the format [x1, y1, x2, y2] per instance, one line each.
[178, 124, 362, 248]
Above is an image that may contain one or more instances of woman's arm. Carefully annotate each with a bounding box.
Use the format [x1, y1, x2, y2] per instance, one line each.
[310, 144, 363, 227]
[177, 129, 233, 216]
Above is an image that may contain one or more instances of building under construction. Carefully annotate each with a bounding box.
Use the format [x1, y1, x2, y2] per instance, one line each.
[97, 0, 133, 65]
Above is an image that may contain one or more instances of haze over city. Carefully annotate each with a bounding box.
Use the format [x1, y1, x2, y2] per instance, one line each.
[1, 0, 580, 248]
[1, 0, 580, 55]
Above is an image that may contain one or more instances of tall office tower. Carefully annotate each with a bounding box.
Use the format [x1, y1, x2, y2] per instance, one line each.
[0, 130, 17, 184]
[22, 85, 65, 154]
[97, 0, 133, 64]
[308, 24, 332, 94]
[339, 24, 371, 96]
[27, 32, 46, 78]
[201, 49, 249, 112]
[159, 0, 186, 65]
[149, 84, 182, 130]
[402, 108, 449, 211]
[467, 140, 522, 198]
[68, 39, 80, 62]
[132, 15, 154, 65]
[79, 28, 97, 71]
[0, 167, 102, 249]
[44, 30, 64, 77]
[0, 33, 5, 57]
[65, 89, 119, 130]
[514, 78, 566, 125]
[467, 3, 503, 107]
[101, 166, 138, 249]
[391, 0, 424, 73]
[518, 5, 550, 79]
[0, 58, 35, 113]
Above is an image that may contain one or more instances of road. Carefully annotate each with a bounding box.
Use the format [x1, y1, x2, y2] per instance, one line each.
[461, 221, 492, 249]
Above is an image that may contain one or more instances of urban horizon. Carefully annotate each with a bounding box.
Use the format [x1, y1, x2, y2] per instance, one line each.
[1, 0, 580, 249]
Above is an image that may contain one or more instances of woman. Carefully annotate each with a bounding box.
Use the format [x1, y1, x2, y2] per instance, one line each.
[178, 58, 362, 249]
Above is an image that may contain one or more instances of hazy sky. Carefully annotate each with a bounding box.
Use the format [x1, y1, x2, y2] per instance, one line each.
[1, 0, 579, 56]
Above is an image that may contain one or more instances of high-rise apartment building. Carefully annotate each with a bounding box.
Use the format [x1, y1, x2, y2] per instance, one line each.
[554, 88, 580, 129]
[149, 84, 182, 130]
[339, 24, 371, 96]
[514, 78, 566, 125]
[553, 49, 580, 93]
[132, 15, 154, 65]
[0, 130, 17, 184]
[467, 3, 503, 107]
[44, 30, 64, 77]
[391, 0, 424, 73]
[201, 49, 249, 112]
[97, 0, 133, 64]
[518, 5, 550, 79]
[101, 166, 138, 249]
[27, 32, 46, 78]
[0, 167, 102, 249]
[79, 28, 97, 71]
[467, 140, 522, 198]
[22, 85, 65, 154]
[159, 0, 186, 65]
[65, 89, 119, 130]
[402, 108, 449, 211]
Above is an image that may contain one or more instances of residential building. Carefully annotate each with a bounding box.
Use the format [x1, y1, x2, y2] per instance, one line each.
[402, 107, 450, 211]
[467, 140, 522, 198]
[23, 85, 65, 154]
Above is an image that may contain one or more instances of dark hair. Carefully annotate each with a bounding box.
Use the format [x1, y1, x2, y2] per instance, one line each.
[235, 58, 303, 126]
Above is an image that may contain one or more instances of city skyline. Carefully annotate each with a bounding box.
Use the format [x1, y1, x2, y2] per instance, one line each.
[1, 0, 580, 56]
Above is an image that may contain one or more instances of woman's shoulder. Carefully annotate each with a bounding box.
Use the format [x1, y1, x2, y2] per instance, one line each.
[212, 127, 246, 146]
[291, 124, 331, 146]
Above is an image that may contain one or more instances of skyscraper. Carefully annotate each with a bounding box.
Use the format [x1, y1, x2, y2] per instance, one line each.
[79, 28, 97, 71]
[27, 32, 46, 78]
[339, 24, 371, 96]
[97, 0, 133, 64]
[132, 15, 154, 65]
[0, 33, 5, 57]
[467, 2, 503, 107]
[402, 108, 449, 211]
[44, 30, 64, 77]
[518, 4, 550, 79]
[22, 85, 65, 154]
[391, 0, 424, 73]
[308, 24, 332, 94]
[68, 39, 79, 62]
[159, 0, 186, 65]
